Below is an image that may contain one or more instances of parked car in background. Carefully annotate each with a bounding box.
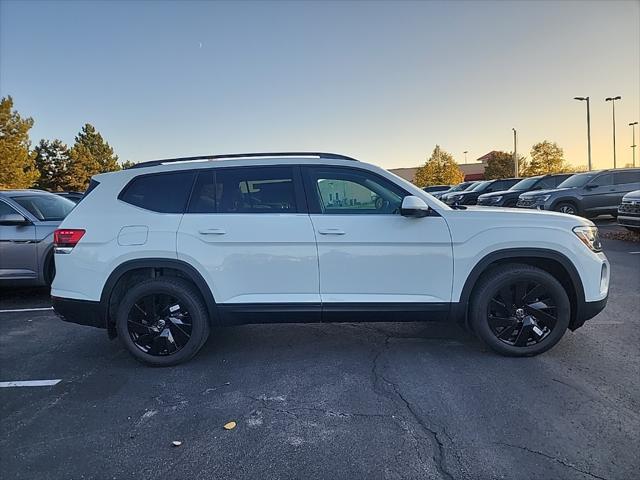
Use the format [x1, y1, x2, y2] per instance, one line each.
[617, 189, 640, 233]
[51, 152, 608, 365]
[437, 181, 479, 201]
[422, 185, 451, 194]
[444, 178, 521, 206]
[0, 190, 76, 286]
[55, 191, 84, 203]
[477, 173, 573, 207]
[517, 168, 640, 217]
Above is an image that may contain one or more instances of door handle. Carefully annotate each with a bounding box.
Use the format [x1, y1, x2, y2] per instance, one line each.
[198, 228, 226, 235]
[318, 228, 346, 235]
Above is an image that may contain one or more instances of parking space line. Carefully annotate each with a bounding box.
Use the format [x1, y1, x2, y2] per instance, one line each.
[0, 307, 53, 313]
[630, 251, 640, 255]
[0, 379, 61, 388]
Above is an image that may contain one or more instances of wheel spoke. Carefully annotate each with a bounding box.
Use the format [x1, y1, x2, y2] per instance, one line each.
[490, 298, 510, 316]
[522, 283, 545, 304]
[497, 324, 517, 340]
[524, 305, 557, 328]
[489, 315, 515, 329]
[514, 282, 527, 305]
[514, 326, 531, 346]
[498, 286, 514, 312]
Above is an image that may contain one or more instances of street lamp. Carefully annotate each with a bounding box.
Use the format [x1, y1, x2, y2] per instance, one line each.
[630, 122, 639, 167]
[463, 151, 468, 164]
[605, 96, 622, 168]
[574, 96, 592, 171]
[512, 128, 518, 177]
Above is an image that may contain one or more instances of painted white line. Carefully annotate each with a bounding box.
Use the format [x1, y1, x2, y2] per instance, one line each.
[0, 307, 53, 314]
[0, 379, 61, 388]
[629, 251, 640, 255]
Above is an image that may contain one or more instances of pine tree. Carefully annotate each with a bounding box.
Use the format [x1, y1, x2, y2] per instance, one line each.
[414, 145, 465, 187]
[67, 123, 120, 190]
[0, 96, 40, 189]
[34, 139, 72, 191]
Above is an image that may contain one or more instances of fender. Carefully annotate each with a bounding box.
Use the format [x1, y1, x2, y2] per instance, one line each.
[549, 196, 582, 213]
[451, 248, 586, 328]
[99, 258, 218, 327]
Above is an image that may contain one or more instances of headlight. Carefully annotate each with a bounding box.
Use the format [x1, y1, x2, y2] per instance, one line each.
[490, 196, 503, 203]
[573, 226, 602, 252]
[534, 195, 551, 203]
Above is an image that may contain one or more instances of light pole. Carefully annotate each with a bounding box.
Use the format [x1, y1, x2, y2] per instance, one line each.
[574, 96, 592, 171]
[512, 128, 518, 177]
[630, 122, 638, 167]
[605, 96, 622, 168]
[463, 151, 468, 164]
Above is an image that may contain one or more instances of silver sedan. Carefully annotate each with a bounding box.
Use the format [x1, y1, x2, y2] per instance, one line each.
[0, 190, 76, 286]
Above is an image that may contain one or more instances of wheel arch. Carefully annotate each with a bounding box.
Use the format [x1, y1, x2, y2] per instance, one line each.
[453, 248, 586, 331]
[100, 258, 218, 337]
[549, 197, 581, 214]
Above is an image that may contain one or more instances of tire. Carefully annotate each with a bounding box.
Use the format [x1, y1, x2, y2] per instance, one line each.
[554, 202, 579, 216]
[115, 277, 210, 366]
[504, 200, 517, 208]
[44, 253, 56, 286]
[469, 264, 570, 357]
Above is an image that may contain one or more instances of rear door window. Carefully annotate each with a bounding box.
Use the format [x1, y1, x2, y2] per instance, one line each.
[120, 171, 196, 213]
[215, 166, 298, 213]
[613, 170, 640, 185]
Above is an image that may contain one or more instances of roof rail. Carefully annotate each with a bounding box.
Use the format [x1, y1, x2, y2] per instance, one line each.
[127, 152, 359, 169]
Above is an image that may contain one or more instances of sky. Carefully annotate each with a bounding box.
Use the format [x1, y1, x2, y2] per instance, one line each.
[1, 0, 639, 171]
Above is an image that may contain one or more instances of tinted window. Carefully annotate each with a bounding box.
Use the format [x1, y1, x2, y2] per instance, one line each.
[0, 200, 18, 216]
[11, 194, 75, 221]
[550, 174, 572, 187]
[590, 173, 612, 187]
[613, 170, 640, 184]
[509, 176, 541, 191]
[216, 167, 297, 213]
[188, 171, 216, 213]
[307, 167, 406, 214]
[558, 172, 597, 188]
[121, 172, 195, 213]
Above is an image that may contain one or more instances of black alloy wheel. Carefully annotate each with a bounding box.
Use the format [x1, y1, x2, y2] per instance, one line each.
[470, 264, 570, 356]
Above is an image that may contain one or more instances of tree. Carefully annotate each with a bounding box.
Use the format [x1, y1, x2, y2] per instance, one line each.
[414, 145, 464, 187]
[527, 141, 568, 175]
[0, 96, 39, 188]
[34, 139, 72, 191]
[120, 160, 136, 169]
[67, 123, 120, 190]
[484, 151, 529, 179]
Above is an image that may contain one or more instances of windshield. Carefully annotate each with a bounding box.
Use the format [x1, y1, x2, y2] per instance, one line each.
[11, 194, 75, 221]
[557, 173, 596, 188]
[509, 176, 542, 191]
[470, 181, 491, 192]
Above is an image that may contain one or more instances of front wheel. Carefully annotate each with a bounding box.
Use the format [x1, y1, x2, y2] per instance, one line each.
[470, 264, 570, 357]
[116, 278, 210, 366]
[554, 202, 578, 216]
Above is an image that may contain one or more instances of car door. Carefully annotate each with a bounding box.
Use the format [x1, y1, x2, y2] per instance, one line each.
[0, 199, 38, 281]
[302, 165, 453, 320]
[582, 172, 614, 214]
[177, 165, 320, 320]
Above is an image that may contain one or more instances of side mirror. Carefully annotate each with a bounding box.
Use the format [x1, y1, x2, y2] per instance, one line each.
[401, 196, 430, 218]
[0, 213, 31, 226]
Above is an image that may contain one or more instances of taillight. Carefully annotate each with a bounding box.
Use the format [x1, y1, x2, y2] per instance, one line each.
[54, 229, 85, 254]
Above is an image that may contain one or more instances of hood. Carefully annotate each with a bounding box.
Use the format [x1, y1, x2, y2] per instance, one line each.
[518, 187, 572, 198]
[450, 205, 594, 227]
[622, 189, 640, 201]
[478, 189, 519, 200]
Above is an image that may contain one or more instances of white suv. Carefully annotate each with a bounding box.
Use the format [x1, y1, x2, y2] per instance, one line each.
[51, 153, 609, 366]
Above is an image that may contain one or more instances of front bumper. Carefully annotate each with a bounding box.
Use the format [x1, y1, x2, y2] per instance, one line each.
[52, 296, 105, 329]
[572, 295, 608, 330]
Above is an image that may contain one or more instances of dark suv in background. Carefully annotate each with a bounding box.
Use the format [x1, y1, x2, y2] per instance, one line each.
[517, 168, 640, 217]
[444, 178, 520, 206]
[477, 173, 572, 207]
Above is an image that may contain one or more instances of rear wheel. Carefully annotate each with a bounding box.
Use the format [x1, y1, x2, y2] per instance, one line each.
[116, 278, 210, 366]
[470, 264, 570, 356]
[554, 202, 578, 215]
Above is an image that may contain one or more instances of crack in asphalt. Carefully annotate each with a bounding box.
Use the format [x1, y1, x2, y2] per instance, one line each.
[369, 334, 456, 480]
[497, 442, 610, 480]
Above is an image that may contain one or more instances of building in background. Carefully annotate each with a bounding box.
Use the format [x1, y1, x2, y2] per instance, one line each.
[390, 152, 492, 184]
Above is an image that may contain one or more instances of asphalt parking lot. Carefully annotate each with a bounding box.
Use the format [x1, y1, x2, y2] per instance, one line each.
[1, 233, 639, 479]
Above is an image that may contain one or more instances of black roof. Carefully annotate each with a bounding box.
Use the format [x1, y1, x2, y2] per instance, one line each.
[127, 152, 359, 170]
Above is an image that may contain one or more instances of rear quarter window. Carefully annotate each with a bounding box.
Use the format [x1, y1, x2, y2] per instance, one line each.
[613, 170, 640, 185]
[119, 171, 196, 213]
